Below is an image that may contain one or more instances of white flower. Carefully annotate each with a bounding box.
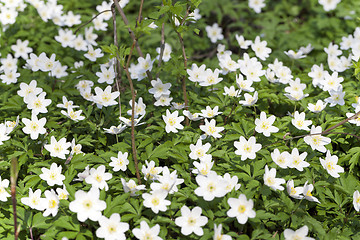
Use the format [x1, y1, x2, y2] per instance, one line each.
[192, 158, 215, 176]
[69, 187, 107, 222]
[304, 126, 331, 153]
[284, 225, 314, 240]
[132, 221, 162, 240]
[156, 43, 172, 62]
[249, 0, 266, 13]
[85, 165, 113, 191]
[25, 92, 52, 115]
[21, 188, 46, 211]
[0, 124, 10, 145]
[17, 80, 43, 100]
[307, 100, 327, 113]
[251, 36, 271, 60]
[353, 190, 360, 212]
[0, 177, 10, 202]
[189, 139, 212, 161]
[61, 107, 85, 122]
[22, 114, 47, 140]
[148, 78, 172, 98]
[255, 111, 279, 137]
[227, 194, 256, 224]
[56, 186, 69, 200]
[271, 149, 290, 169]
[43, 189, 60, 217]
[239, 91, 258, 106]
[303, 181, 320, 203]
[93, 86, 120, 107]
[288, 148, 310, 171]
[110, 151, 129, 172]
[44, 136, 71, 159]
[187, 63, 206, 83]
[200, 119, 224, 139]
[286, 180, 304, 200]
[56, 96, 79, 109]
[263, 165, 285, 191]
[150, 166, 184, 194]
[223, 86, 240, 97]
[194, 171, 228, 201]
[142, 190, 171, 214]
[96, 213, 129, 240]
[200, 106, 222, 118]
[121, 178, 146, 196]
[235, 34, 252, 49]
[222, 173, 241, 193]
[175, 206, 208, 236]
[84, 45, 104, 62]
[127, 97, 146, 118]
[213, 224, 232, 240]
[39, 163, 66, 186]
[96, 65, 115, 84]
[162, 109, 184, 133]
[142, 160, 163, 181]
[320, 150, 344, 178]
[205, 23, 224, 43]
[234, 136, 262, 160]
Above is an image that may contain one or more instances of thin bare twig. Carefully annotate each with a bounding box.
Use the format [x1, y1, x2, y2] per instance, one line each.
[111, 4, 122, 118]
[112, 0, 152, 80]
[156, 23, 165, 79]
[124, 41, 141, 184]
[74, 10, 111, 34]
[137, 0, 145, 25]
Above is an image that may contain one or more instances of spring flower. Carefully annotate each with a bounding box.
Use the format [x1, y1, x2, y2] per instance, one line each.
[213, 224, 232, 240]
[162, 110, 184, 133]
[96, 213, 129, 240]
[353, 190, 360, 212]
[235, 34, 252, 49]
[304, 126, 331, 153]
[307, 100, 327, 113]
[187, 64, 206, 83]
[43, 189, 60, 217]
[69, 187, 107, 222]
[286, 180, 304, 200]
[56, 186, 69, 200]
[271, 149, 290, 169]
[142, 190, 171, 214]
[251, 36, 271, 60]
[25, 92, 52, 115]
[0, 177, 11, 202]
[175, 206, 208, 236]
[121, 178, 146, 196]
[156, 42, 172, 62]
[200, 106, 222, 118]
[194, 171, 228, 201]
[255, 112, 279, 137]
[61, 107, 85, 122]
[227, 194, 256, 224]
[263, 165, 285, 191]
[22, 114, 47, 140]
[133, 221, 162, 240]
[44, 136, 71, 159]
[150, 166, 184, 194]
[284, 225, 314, 240]
[200, 119, 224, 139]
[292, 111, 312, 131]
[39, 163, 66, 186]
[303, 181, 320, 203]
[239, 91, 258, 106]
[84, 45, 104, 62]
[234, 136, 262, 160]
[319, 150, 344, 178]
[222, 173, 241, 193]
[205, 23, 224, 43]
[249, 0, 266, 13]
[148, 78, 172, 98]
[92, 86, 120, 107]
[192, 158, 215, 176]
[189, 139, 212, 161]
[127, 97, 146, 118]
[85, 165, 112, 191]
[288, 148, 310, 171]
[21, 188, 46, 211]
[96, 65, 115, 84]
[110, 151, 129, 172]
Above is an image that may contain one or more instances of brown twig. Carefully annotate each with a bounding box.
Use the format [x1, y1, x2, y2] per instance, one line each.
[10, 158, 19, 240]
[111, 4, 122, 118]
[112, 0, 152, 81]
[264, 109, 360, 148]
[74, 10, 111, 35]
[124, 42, 141, 184]
[156, 23, 165, 79]
[136, 0, 145, 25]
